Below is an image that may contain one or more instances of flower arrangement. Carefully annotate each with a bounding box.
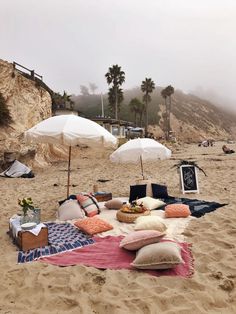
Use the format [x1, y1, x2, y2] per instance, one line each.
[18, 197, 35, 216]
[121, 200, 147, 213]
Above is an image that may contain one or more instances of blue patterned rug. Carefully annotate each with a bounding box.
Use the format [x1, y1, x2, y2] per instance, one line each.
[18, 222, 94, 263]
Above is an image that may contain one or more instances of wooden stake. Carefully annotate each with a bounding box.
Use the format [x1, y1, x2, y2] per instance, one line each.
[140, 155, 144, 179]
[67, 146, 72, 198]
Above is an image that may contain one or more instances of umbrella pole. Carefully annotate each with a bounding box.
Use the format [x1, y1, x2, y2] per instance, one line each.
[67, 146, 72, 198]
[140, 155, 144, 180]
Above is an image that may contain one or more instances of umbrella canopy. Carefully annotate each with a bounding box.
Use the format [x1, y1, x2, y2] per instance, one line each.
[25, 114, 117, 148]
[110, 138, 171, 179]
[25, 115, 118, 196]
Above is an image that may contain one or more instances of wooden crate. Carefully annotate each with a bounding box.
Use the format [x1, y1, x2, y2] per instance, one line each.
[94, 193, 112, 202]
[9, 227, 48, 251]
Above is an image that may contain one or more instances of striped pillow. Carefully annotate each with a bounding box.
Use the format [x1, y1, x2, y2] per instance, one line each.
[76, 193, 100, 217]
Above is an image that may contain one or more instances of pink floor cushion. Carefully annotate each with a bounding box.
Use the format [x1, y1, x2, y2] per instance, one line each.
[74, 216, 113, 235]
[120, 230, 166, 251]
[165, 204, 191, 218]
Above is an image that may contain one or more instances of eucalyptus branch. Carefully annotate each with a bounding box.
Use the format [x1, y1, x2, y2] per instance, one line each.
[18, 197, 35, 216]
[171, 160, 207, 176]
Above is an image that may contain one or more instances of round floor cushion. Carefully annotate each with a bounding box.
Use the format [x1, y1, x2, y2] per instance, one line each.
[116, 209, 151, 223]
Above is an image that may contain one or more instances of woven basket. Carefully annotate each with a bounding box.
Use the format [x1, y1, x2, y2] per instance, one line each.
[116, 209, 151, 223]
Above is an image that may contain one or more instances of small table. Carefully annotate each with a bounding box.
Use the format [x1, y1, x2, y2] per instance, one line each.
[9, 216, 48, 251]
[94, 192, 112, 202]
[116, 209, 151, 223]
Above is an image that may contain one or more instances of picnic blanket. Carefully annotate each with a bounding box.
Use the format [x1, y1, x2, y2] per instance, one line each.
[40, 236, 194, 278]
[18, 222, 94, 263]
[160, 196, 227, 218]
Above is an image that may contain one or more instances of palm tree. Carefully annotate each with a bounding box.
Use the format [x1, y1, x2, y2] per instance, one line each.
[165, 85, 174, 140]
[108, 86, 124, 116]
[51, 92, 63, 110]
[129, 98, 142, 126]
[51, 91, 75, 111]
[62, 91, 75, 110]
[137, 102, 145, 127]
[161, 88, 168, 139]
[105, 64, 125, 120]
[89, 82, 98, 94]
[141, 78, 155, 136]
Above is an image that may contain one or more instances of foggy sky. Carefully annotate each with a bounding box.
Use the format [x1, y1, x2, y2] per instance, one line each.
[1, 0, 236, 110]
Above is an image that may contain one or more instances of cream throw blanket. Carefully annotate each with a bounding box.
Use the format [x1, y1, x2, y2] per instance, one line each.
[97, 198, 195, 241]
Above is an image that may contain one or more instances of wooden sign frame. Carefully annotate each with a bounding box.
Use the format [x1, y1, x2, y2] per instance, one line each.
[180, 165, 199, 194]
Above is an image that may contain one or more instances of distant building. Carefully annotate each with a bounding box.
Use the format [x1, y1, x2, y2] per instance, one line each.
[91, 117, 134, 138]
[53, 109, 79, 116]
[51, 111, 134, 139]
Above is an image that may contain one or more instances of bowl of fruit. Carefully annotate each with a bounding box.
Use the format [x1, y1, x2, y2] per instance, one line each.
[117, 201, 150, 223]
[121, 201, 147, 213]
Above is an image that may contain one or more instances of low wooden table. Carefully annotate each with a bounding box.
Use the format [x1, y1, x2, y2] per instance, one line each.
[94, 192, 112, 202]
[9, 225, 48, 251]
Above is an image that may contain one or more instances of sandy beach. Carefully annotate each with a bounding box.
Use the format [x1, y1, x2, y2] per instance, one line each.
[0, 141, 236, 314]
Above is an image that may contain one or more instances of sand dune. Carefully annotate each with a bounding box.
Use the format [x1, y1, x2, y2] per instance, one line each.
[0, 141, 236, 313]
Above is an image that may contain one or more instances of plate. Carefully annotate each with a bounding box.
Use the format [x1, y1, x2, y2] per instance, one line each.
[21, 222, 37, 230]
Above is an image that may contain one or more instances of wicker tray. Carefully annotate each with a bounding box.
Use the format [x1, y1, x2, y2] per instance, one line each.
[116, 209, 151, 223]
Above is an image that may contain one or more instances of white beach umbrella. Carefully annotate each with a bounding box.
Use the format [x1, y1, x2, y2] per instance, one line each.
[110, 138, 171, 179]
[25, 114, 118, 197]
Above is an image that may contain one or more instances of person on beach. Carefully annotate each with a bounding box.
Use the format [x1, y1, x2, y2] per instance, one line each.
[222, 145, 235, 154]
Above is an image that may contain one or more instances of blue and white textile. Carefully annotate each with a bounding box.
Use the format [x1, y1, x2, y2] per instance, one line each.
[18, 222, 94, 263]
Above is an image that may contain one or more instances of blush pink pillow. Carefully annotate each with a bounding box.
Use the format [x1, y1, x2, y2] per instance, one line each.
[119, 230, 166, 251]
[74, 217, 113, 235]
[104, 199, 124, 209]
[165, 204, 191, 218]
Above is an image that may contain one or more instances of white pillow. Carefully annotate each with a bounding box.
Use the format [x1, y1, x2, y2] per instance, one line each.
[136, 196, 165, 210]
[131, 241, 183, 270]
[134, 216, 167, 232]
[57, 199, 85, 221]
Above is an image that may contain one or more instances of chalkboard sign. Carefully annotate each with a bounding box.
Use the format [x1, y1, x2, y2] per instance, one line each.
[180, 165, 199, 193]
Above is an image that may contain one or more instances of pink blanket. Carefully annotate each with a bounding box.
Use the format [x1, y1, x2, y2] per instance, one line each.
[40, 236, 194, 278]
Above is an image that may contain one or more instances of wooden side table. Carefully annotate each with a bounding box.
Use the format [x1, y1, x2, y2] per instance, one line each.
[9, 225, 48, 251]
[18, 228, 48, 251]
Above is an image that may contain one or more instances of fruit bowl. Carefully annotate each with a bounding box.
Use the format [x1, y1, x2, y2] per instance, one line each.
[121, 204, 147, 214]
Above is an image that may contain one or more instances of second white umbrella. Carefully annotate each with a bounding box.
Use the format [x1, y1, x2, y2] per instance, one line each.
[110, 138, 171, 179]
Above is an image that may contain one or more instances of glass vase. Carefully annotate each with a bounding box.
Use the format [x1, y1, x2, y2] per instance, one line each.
[20, 210, 35, 225]
[33, 208, 41, 224]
